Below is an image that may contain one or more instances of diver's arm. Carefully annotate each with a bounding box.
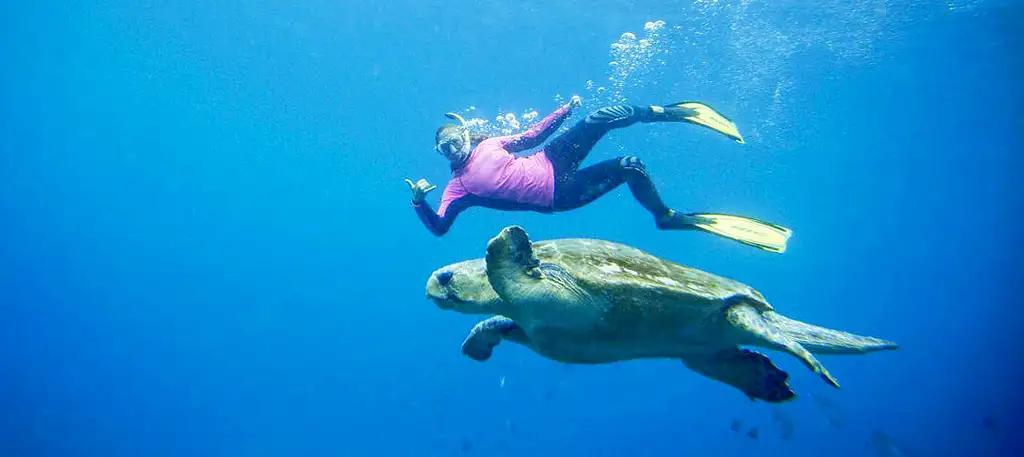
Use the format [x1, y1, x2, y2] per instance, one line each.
[406, 177, 450, 236]
[406, 178, 472, 237]
[413, 200, 452, 236]
[413, 197, 474, 236]
[502, 103, 574, 152]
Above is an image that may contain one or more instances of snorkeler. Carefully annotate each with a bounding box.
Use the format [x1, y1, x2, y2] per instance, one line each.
[405, 96, 792, 253]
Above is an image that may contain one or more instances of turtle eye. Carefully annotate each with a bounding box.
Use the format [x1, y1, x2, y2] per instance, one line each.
[437, 270, 454, 286]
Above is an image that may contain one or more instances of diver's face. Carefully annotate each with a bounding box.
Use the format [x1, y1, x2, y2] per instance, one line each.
[437, 128, 471, 163]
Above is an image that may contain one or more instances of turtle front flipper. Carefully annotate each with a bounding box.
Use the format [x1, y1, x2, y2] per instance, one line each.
[461, 316, 527, 362]
[484, 226, 585, 310]
[485, 226, 542, 303]
[681, 348, 796, 403]
[726, 302, 841, 389]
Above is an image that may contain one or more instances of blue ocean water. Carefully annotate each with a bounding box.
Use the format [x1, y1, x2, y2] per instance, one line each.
[1, 1, 1021, 456]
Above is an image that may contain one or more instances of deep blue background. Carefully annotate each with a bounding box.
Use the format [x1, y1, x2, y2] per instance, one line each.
[1, 1, 1021, 456]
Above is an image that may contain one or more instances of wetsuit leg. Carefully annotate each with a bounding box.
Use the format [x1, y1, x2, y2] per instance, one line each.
[552, 156, 671, 218]
[546, 105, 655, 183]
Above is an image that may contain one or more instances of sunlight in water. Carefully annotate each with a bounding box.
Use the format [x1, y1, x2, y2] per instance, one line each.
[450, 1, 986, 143]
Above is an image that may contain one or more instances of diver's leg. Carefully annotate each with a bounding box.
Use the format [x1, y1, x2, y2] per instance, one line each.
[551, 156, 790, 246]
[552, 156, 676, 219]
[549, 100, 748, 179]
[546, 105, 655, 179]
[552, 156, 720, 232]
[547, 103, 724, 180]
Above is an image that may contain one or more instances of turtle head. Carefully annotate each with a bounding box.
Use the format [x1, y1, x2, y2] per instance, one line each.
[426, 259, 503, 314]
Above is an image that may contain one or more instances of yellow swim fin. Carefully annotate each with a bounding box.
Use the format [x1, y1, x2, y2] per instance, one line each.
[668, 101, 745, 144]
[686, 213, 792, 253]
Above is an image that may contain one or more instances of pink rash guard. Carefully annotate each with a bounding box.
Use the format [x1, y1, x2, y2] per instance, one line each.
[413, 104, 573, 236]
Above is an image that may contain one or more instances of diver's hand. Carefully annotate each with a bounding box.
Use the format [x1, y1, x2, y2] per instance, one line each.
[569, 95, 582, 109]
[405, 178, 437, 204]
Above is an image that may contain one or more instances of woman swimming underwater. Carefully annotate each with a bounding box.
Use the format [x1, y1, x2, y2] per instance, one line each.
[405, 96, 792, 253]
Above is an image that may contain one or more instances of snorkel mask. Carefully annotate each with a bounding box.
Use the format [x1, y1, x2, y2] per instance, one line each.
[435, 112, 472, 164]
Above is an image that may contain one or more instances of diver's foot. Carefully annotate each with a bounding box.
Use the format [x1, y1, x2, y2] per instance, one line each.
[644, 102, 745, 143]
[656, 210, 700, 230]
[647, 104, 695, 122]
[657, 210, 717, 230]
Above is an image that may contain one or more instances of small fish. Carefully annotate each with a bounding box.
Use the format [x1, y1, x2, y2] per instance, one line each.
[746, 427, 760, 440]
[729, 419, 743, 432]
[982, 415, 998, 432]
[771, 409, 795, 440]
[826, 413, 847, 429]
[810, 392, 839, 410]
[867, 429, 911, 457]
[460, 438, 474, 453]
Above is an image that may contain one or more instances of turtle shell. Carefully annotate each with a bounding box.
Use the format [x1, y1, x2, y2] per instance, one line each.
[531, 238, 772, 314]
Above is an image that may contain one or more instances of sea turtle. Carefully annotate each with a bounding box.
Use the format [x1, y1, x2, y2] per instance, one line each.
[425, 226, 898, 403]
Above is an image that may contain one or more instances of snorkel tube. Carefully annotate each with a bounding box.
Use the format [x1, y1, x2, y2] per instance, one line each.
[436, 112, 469, 148]
[444, 112, 468, 125]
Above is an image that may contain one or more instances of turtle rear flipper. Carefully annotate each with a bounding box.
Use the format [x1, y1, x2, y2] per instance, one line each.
[726, 302, 841, 389]
[681, 348, 795, 403]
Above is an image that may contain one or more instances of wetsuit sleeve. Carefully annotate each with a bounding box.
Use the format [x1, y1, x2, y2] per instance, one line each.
[502, 104, 573, 152]
[413, 197, 473, 236]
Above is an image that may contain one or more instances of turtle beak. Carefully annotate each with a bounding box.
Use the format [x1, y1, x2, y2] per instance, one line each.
[426, 273, 443, 299]
[425, 271, 455, 309]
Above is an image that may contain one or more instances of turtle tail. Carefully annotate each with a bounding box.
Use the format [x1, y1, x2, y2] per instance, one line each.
[762, 312, 899, 355]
